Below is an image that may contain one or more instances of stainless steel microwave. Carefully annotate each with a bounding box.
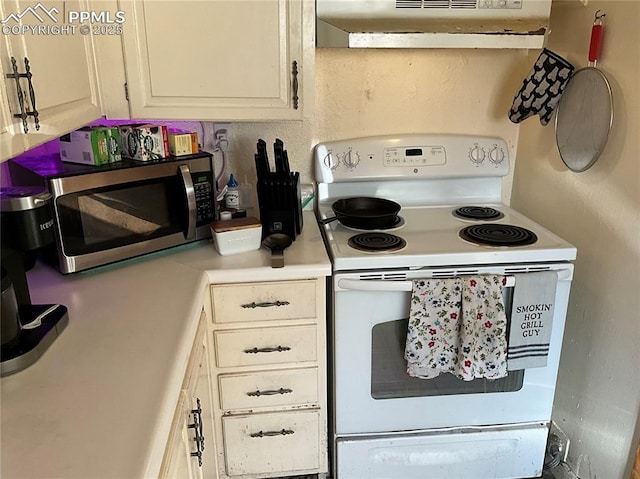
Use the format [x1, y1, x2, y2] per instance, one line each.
[9, 153, 217, 273]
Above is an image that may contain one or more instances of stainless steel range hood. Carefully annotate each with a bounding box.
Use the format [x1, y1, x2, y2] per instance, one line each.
[316, 0, 552, 49]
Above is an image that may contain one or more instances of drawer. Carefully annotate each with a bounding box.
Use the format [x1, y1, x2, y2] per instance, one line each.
[211, 280, 317, 323]
[219, 367, 319, 411]
[213, 325, 317, 368]
[222, 410, 320, 476]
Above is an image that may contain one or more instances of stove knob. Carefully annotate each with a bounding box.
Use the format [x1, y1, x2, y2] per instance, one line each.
[469, 145, 485, 164]
[343, 149, 361, 169]
[323, 150, 340, 170]
[488, 146, 506, 165]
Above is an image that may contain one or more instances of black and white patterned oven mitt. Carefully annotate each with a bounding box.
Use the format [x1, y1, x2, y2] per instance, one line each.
[508, 48, 575, 126]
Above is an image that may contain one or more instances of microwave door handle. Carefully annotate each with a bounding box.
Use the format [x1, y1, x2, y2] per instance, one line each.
[179, 164, 197, 240]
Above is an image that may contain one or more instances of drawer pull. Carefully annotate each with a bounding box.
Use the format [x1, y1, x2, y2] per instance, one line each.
[250, 428, 295, 438]
[244, 345, 291, 354]
[241, 300, 290, 309]
[246, 388, 293, 397]
[188, 398, 205, 467]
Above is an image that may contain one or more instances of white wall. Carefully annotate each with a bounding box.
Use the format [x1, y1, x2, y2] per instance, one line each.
[228, 48, 526, 210]
[510, 2, 640, 478]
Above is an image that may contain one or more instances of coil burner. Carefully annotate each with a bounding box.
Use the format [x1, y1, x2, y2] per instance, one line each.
[347, 232, 407, 253]
[453, 206, 504, 221]
[459, 224, 538, 247]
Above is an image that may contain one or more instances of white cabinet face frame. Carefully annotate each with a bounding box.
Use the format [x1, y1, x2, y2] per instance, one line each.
[119, 0, 310, 121]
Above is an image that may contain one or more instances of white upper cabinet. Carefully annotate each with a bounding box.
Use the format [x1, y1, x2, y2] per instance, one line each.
[0, 0, 102, 161]
[119, 0, 313, 121]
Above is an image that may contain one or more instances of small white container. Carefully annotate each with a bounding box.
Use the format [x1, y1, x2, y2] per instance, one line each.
[211, 217, 261, 256]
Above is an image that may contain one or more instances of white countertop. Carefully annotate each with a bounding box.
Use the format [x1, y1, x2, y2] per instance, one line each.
[1, 211, 331, 479]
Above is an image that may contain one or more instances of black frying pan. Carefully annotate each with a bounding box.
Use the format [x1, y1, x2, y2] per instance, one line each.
[319, 197, 401, 230]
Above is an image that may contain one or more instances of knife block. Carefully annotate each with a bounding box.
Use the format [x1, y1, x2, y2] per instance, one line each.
[257, 173, 302, 240]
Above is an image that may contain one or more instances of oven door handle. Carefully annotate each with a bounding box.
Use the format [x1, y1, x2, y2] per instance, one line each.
[178, 164, 197, 240]
[337, 278, 518, 292]
[337, 277, 516, 292]
[337, 270, 572, 292]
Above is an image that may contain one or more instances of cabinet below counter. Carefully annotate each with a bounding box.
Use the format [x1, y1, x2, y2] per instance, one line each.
[0, 211, 331, 479]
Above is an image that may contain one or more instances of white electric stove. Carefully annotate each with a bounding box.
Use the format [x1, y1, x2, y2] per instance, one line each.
[314, 134, 577, 479]
[315, 134, 575, 271]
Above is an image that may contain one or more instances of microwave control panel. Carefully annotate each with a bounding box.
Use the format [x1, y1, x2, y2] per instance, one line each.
[193, 172, 216, 225]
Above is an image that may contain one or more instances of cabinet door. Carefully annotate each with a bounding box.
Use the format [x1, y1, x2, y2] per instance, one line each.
[0, 0, 101, 155]
[160, 391, 196, 479]
[0, 2, 28, 160]
[120, 0, 307, 121]
[161, 311, 215, 479]
[0, 53, 26, 161]
[186, 316, 217, 479]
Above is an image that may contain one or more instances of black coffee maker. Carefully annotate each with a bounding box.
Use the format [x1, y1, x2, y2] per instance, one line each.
[1, 186, 68, 376]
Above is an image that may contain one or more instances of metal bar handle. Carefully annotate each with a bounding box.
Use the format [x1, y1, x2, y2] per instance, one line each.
[188, 398, 204, 467]
[5, 57, 28, 133]
[337, 270, 572, 293]
[338, 277, 512, 292]
[23, 57, 39, 131]
[246, 388, 293, 397]
[178, 164, 196, 240]
[292, 60, 299, 110]
[241, 300, 290, 309]
[250, 429, 295, 438]
[244, 345, 291, 354]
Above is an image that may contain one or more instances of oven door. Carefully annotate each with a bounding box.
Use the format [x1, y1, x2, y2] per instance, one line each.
[332, 264, 573, 435]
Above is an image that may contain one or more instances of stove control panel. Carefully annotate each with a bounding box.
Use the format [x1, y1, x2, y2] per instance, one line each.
[315, 134, 509, 183]
[384, 145, 446, 167]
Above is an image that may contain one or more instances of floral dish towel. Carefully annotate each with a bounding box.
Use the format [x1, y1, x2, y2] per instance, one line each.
[405, 275, 508, 381]
[405, 278, 463, 379]
[458, 275, 508, 380]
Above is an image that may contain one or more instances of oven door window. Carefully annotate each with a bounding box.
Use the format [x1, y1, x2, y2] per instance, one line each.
[371, 286, 524, 399]
[55, 177, 185, 256]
